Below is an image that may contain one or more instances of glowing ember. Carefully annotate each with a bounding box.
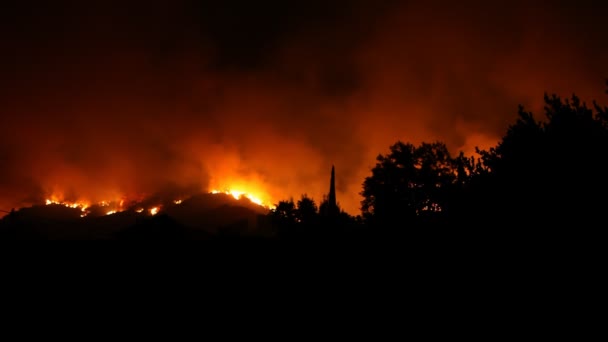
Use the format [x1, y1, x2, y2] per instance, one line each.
[150, 207, 159, 215]
[106, 210, 117, 216]
[173, 199, 182, 205]
[135, 208, 144, 213]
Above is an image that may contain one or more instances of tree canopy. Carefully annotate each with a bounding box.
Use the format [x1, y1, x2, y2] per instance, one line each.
[359, 82, 608, 231]
[360, 141, 468, 227]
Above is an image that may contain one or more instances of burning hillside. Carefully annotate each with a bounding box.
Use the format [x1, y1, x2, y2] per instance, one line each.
[0, 188, 275, 240]
[37, 186, 275, 220]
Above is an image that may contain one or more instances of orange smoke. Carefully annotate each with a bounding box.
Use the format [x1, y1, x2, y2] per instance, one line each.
[1, 2, 607, 216]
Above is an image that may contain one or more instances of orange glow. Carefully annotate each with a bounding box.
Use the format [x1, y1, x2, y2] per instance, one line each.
[42, 186, 276, 220]
[210, 186, 275, 209]
[45, 198, 89, 211]
[45, 197, 90, 213]
[3, 2, 605, 219]
[44, 194, 133, 218]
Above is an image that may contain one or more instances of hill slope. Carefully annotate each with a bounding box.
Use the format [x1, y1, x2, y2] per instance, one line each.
[0, 193, 274, 240]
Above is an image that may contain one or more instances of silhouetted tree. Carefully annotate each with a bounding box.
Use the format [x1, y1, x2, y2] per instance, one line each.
[271, 199, 296, 223]
[269, 199, 298, 237]
[473, 86, 608, 228]
[593, 80, 608, 123]
[318, 195, 337, 217]
[361, 141, 462, 228]
[296, 194, 318, 226]
[265, 191, 362, 239]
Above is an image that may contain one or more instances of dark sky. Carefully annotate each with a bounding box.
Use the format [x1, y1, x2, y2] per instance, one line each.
[1, 0, 607, 213]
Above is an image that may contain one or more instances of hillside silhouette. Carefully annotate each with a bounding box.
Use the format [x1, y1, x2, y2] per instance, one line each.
[0, 192, 272, 240]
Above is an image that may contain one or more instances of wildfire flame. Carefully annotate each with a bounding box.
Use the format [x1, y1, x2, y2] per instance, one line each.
[210, 188, 275, 209]
[44, 193, 166, 218]
[44, 195, 127, 218]
[45, 198, 89, 211]
[45, 197, 91, 217]
[42, 180, 275, 219]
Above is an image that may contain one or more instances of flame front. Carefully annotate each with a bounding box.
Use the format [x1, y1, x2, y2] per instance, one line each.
[45, 197, 91, 217]
[42, 178, 275, 221]
[45, 194, 127, 217]
[210, 188, 275, 209]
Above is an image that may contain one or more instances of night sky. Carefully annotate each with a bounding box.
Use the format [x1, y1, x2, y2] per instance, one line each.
[1, 0, 607, 214]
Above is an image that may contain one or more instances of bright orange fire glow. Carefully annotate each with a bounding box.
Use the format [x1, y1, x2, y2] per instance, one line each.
[45, 198, 89, 211]
[44, 194, 131, 218]
[206, 163, 278, 210]
[41, 179, 275, 221]
[210, 188, 275, 209]
[45, 197, 91, 217]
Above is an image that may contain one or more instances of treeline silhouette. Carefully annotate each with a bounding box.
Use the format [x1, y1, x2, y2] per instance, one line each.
[270, 81, 608, 243]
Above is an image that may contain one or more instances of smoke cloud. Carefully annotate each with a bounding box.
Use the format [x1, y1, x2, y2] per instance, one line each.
[1, 0, 607, 214]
